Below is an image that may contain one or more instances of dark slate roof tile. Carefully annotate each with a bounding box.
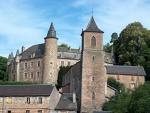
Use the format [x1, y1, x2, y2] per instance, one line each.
[84, 16, 104, 33]
[0, 84, 53, 97]
[55, 93, 77, 111]
[20, 44, 80, 60]
[46, 22, 57, 38]
[106, 65, 146, 76]
[21, 44, 44, 60]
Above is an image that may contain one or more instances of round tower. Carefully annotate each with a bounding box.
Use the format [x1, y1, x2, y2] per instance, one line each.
[43, 22, 58, 84]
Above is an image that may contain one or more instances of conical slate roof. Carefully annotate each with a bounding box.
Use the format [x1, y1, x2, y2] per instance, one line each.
[46, 22, 57, 38]
[84, 16, 104, 33]
[16, 49, 19, 56]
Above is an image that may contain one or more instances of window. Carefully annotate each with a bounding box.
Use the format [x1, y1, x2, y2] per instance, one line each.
[38, 61, 40, 67]
[26, 110, 30, 113]
[6, 97, 12, 104]
[92, 92, 95, 100]
[25, 63, 27, 69]
[137, 76, 139, 81]
[31, 62, 34, 67]
[91, 36, 96, 47]
[92, 76, 95, 81]
[8, 111, 11, 113]
[0, 97, 2, 103]
[38, 97, 42, 104]
[31, 72, 33, 79]
[131, 76, 134, 81]
[25, 73, 27, 79]
[61, 61, 64, 66]
[37, 72, 40, 78]
[74, 54, 77, 58]
[27, 97, 30, 104]
[38, 110, 42, 113]
[130, 83, 135, 89]
[92, 56, 95, 63]
[117, 75, 120, 80]
[68, 61, 71, 66]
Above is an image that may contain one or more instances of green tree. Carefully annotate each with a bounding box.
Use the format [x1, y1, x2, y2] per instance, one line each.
[56, 66, 71, 89]
[128, 81, 150, 113]
[110, 32, 118, 43]
[113, 22, 150, 79]
[58, 43, 70, 49]
[0, 56, 8, 81]
[104, 43, 112, 53]
[107, 77, 124, 92]
[103, 81, 150, 113]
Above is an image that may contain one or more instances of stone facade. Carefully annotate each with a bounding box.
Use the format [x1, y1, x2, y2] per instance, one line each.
[0, 85, 77, 113]
[61, 16, 146, 113]
[81, 31, 106, 112]
[43, 37, 58, 84]
[7, 23, 80, 84]
[6, 16, 146, 113]
[107, 74, 145, 89]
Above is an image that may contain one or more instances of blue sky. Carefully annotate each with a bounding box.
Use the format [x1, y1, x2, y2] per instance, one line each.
[0, 0, 150, 57]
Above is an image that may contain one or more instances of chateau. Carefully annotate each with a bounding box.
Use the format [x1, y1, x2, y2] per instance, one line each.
[3, 16, 146, 113]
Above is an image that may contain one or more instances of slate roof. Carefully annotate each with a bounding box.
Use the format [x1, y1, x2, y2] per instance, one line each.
[21, 44, 44, 60]
[46, 22, 57, 38]
[55, 93, 77, 111]
[84, 16, 104, 33]
[0, 84, 53, 97]
[20, 44, 80, 60]
[106, 65, 146, 76]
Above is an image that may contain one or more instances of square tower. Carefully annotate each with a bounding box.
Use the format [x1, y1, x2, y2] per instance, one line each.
[80, 16, 106, 113]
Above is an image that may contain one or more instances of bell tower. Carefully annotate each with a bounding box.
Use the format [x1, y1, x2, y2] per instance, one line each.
[80, 16, 106, 112]
[43, 22, 58, 84]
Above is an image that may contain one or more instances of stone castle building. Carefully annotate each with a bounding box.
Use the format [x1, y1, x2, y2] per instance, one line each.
[5, 16, 146, 113]
[7, 22, 81, 83]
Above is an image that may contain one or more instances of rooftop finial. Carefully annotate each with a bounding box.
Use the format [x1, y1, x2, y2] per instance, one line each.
[92, 8, 93, 16]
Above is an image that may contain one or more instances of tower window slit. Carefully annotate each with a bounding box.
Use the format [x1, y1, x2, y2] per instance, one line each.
[91, 36, 96, 47]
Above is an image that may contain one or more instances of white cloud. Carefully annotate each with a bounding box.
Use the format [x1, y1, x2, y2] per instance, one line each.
[72, 0, 150, 43]
[0, 0, 150, 56]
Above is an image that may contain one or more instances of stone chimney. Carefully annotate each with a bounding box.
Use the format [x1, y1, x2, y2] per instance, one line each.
[22, 46, 25, 53]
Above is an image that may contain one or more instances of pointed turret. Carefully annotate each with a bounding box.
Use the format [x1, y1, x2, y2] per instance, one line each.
[16, 49, 19, 56]
[84, 16, 104, 33]
[43, 22, 58, 84]
[46, 22, 57, 38]
[10, 52, 14, 59]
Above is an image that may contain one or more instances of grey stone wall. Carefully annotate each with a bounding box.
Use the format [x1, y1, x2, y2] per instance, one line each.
[19, 58, 43, 83]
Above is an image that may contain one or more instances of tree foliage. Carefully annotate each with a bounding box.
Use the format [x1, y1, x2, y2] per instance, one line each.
[107, 77, 124, 92]
[56, 66, 71, 89]
[108, 22, 150, 80]
[0, 56, 8, 81]
[58, 43, 70, 49]
[110, 32, 118, 43]
[104, 43, 112, 53]
[103, 81, 150, 113]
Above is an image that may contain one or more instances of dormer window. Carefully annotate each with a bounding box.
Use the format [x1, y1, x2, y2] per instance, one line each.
[91, 36, 96, 47]
[30, 53, 35, 58]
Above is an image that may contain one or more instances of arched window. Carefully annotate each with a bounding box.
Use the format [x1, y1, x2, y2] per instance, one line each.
[91, 36, 96, 47]
[92, 92, 95, 100]
[92, 56, 95, 63]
